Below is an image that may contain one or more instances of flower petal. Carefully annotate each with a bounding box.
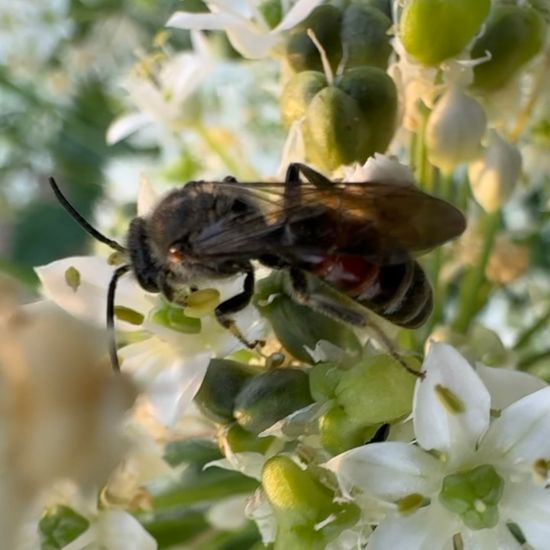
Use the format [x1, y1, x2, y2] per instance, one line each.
[106, 112, 151, 144]
[275, 0, 324, 32]
[35, 257, 153, 330]
[166, 11, 238, 31]
[481, 386, 550, 467]
[504, 482, 550, 550]
[226, 25, 279, 58]
[414, 343, 490, 463]
[324, 442, 444, 501]
[366, 503, 457, 550]
[96, 509, 156, 550]
[461, 523, 522, 550]
[476, 365, 546, 410]
[137, 175, 160, 217]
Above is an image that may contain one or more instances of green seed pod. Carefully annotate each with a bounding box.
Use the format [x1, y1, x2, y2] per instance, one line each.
[309, 362, 346, 402]
[337, 66, 398, 157]
[401, 0, 491, 65]
[234, 368, 314, 434]
[363, 0, 392, 18]
[319, 405, 380, 454]
[222, 423, 276, 454]
[472, 5, 546, 91]
[262, 456, 334, 525]
[341, 4, 392, 69]
[286, 4, 344, 73]
[194, 359, 259, 423]
[304, 85, 371, 171]
[335, 354, 419, 425]
[281, 71, 328, 127]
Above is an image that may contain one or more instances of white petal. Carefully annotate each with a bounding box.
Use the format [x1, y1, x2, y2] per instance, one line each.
[166, 11, 238, 31]
[245, 489, 276, 544]
[226, 25, 279, 58]
[35, 257, 152, 330]
[414, 343, 490, 463]
[324, 442, 443, 501]
[481, 386, 550, 467]
[275, 0, 324, 31]
[106, 112, 151, 144]
[206, 453, 266, 481]
[476, 365, 546, 410]
[137, 175, 159, 217]
[347, 153, 416, 186]
[206, 495, 248, 531]
[367, 504, 456, 550]
[96, 509, 156, 550]
[504, 482, 550, 550]
[461, 523, 521, 550]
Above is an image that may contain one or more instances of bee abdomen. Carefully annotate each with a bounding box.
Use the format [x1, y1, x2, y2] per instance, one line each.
[358, 261, 432, 328]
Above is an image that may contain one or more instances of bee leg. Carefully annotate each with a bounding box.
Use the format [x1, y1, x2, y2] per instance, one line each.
[285, 163, 334, 188]
[223, 175, 238, 183]
[288, 268, 423, 378]
[215, 267, 264, 350]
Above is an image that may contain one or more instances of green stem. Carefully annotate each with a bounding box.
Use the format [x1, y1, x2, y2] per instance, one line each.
[414, 103, 430, 189]
[514, 304, 550, 351]
[518, 347, 550, 371]
[195, 124, 259, 179]
[452, 210, 501, 334]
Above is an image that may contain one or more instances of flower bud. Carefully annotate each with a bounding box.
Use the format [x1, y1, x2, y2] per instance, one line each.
[335, 354, 419, 425]
[281, 71, 328, 127]
[299, 67, 398, 170]
[194, 359, 259, 423]
[234, 368, 313, 434]
[426, 87, 487, 172]
[469, 131, 522, 212]
[255, 272, 361, 363]
[472, 5, 546, 91]
[400, 0, 490, 66]
[286, 4, 344, 73]
[222, 424, 276, 454]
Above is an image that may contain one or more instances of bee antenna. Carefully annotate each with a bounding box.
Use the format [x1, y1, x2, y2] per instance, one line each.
[48, 177, 127, 253]
[107, 264, 131, 372]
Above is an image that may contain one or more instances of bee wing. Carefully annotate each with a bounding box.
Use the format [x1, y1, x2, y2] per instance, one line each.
[189, 180, 466, 263]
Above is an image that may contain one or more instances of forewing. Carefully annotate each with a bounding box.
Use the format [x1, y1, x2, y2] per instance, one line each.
[189, 180, 466, 262]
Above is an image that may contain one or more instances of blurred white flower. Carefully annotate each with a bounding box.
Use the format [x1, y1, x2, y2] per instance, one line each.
[469, 130, 522, 212]
[0, 302, 136, 547]
[106, 31, 212, 145]
[342, 153, 416, 186]
[325, 343, 550, 550]
[36, 256, 265, 425]
[166, 0, 323, 59]
[426, 87, 487, 172]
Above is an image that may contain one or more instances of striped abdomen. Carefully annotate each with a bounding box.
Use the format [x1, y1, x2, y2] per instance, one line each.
[313, 254, 433, 328]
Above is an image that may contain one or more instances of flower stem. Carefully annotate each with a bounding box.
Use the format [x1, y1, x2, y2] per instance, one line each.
[452, 210, 501, 334]
[513, 303, 550, 351]
[518, 347, 550, 371]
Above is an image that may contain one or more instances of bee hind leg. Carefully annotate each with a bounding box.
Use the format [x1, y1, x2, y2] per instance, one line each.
[215, 267, 265, 350]
[288, 268, 423, 378]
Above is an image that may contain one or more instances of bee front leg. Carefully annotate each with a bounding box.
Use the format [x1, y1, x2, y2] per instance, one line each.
[285, 163, 334, 188]
[215, 267, 264, 350]
[288, 268, 423, 378]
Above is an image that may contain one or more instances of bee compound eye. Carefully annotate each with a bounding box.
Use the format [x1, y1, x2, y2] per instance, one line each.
[168, 245, 184, 263]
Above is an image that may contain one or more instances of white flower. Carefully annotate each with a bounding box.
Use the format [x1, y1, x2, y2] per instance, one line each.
[426, 87, 487, 172]
[36, 255, 265, 425]
[325, 343, 550, 550]
[166, 0, 323, 59]
[342, 153, 416, 186]
[106, 31, 211, 145]
[61, 509, 156, 550]
[469, 130, 522, 212]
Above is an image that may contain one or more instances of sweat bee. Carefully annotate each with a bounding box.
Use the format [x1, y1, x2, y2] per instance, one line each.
[50, 162, 466, 371]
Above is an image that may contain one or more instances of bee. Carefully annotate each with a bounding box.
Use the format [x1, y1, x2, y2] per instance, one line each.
[49, 163, 465, 372]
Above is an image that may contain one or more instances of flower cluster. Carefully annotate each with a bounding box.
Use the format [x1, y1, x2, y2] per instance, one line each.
[2, 1, 550, 549]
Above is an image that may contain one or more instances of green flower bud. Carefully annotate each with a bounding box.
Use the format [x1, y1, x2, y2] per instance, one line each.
[184, 288, 220, 318]
[262, 456, 334, 525]
[319, 405, 380, 454]
[255, 273, 361, 363]
[309, 362, 346, 402]
[472, 5, 546, 91]
[222, 423, 276, 454]
[281, 71, 328, 127]
[195, 359, 259, 423]
[335, 354, 419, 425]
[234, 368, 313, 434]
[286, 4, 344, 73]
[401, 0, 491, 65]
[469, 131, 522, 212]
[362, 0, 392, 19]
[259, 0, 283, 29]
[295, 66, 397, 171]
[341, 4, 392, 70]
[39, 506, 90, 549]
[426, 87, 487, 173]
[439, 464, 504, 530]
